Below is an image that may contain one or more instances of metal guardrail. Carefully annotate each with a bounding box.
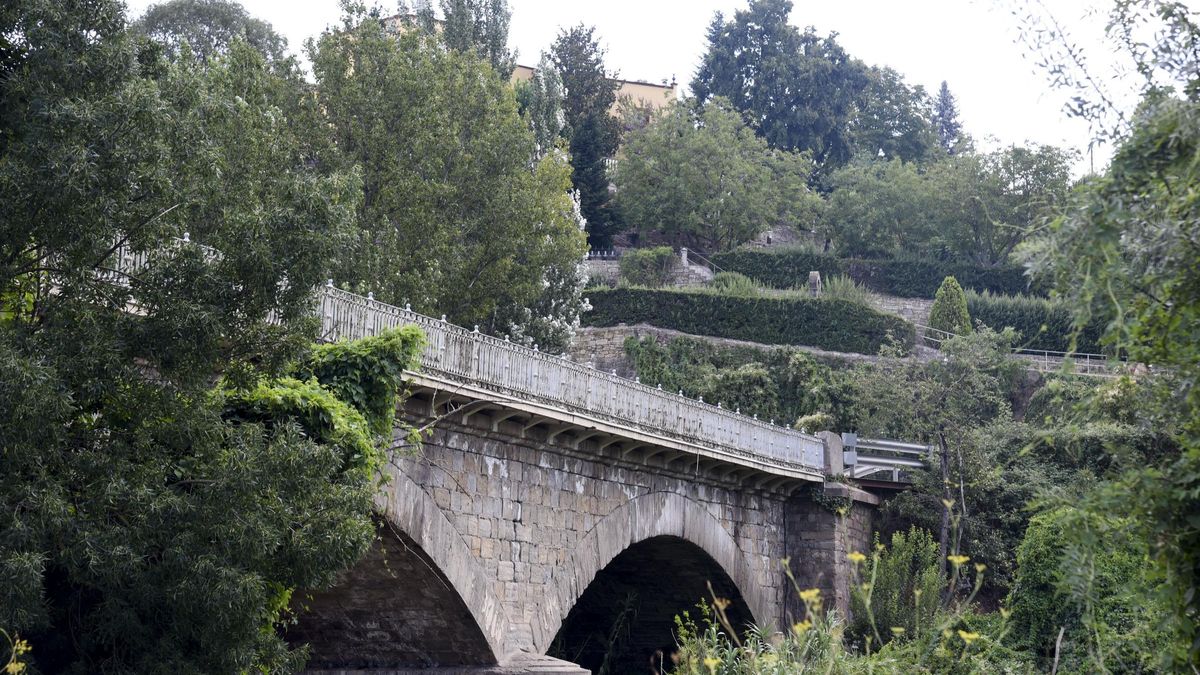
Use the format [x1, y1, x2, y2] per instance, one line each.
[846, 437, 932, 482]
[916, 322, 1120, 378]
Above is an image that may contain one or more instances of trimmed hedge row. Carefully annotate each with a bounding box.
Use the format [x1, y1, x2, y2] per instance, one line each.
[967, 291, 1106, 354]
[710, 249, 1042, 299]
[583, 287, 916, 355]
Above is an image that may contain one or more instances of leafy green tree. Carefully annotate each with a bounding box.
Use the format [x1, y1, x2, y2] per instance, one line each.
[309, 6, 587, 348]
[0, 1, 382, 671]
[416, 0, 515, 78]
[849, 528, 943, 646]
[549, 23, 621, 247]
[133, 0, 291, 64]
[515, 53, 566, 158]
[932, 81, 968, 155]
[849, 66, 939, 164]
[929, 276, 972, 337]
[692, 0, 868, 174]
[615, 99, 821, 252]
[825, 158, 937, 257]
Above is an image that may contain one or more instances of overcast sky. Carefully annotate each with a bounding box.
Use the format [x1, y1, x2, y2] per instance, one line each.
[125, 0, 1144, 172]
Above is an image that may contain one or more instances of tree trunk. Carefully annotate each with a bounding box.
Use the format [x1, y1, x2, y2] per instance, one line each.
[937, 430, 951, 582]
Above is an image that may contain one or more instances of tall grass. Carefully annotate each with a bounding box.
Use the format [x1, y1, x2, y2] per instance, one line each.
[821, 275, 874, 306]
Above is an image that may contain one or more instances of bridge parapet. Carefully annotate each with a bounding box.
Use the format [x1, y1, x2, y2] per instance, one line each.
[318, 285, 826, 476]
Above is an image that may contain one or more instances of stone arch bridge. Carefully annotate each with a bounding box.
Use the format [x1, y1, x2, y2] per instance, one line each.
[281, 288, 897, 674]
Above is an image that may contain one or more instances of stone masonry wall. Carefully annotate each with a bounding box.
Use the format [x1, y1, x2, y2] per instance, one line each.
[784, 496, 875, 623]
[390, 411, 795, 652]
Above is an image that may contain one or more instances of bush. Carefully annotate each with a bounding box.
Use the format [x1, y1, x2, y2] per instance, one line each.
[1005, 507, 1162, 672]
[929, 276, 972, 338]
[711, 249, 1040, 299]
[584, 287, 915, 355]
[966, 290, 1105, 354]
[709, 271, 760, 297]
[850, 528, 944, 647]
[820, 274, 872, 306]
[618, 246, 676, 286]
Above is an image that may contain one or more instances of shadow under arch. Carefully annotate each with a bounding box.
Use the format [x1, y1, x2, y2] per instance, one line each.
[540, 492, 771, 669]
[285, 471, 511, 669]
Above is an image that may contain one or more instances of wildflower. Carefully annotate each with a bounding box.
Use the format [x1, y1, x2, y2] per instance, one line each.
[913, 589, 923, 598]
[847, 551, 867, 564]
[713, 597, 731, 611]
[5, 662, 25, 675]
[1000, 608, 1012, 619]
[792, 620, 812, 635]
[890, 627, 906, 636]
[947, 554, 970, 566]
[799, 588, 821, 604]
[12, 639, 29, 656]
[975, 563, 987, 573]
[941, 498, 955, 509]
[704, 656, 721, 673]
[958, 630, 981, 645]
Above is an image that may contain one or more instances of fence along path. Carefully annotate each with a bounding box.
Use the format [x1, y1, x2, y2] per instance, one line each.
[108, 237, 825, 475]
[318, 285, 826, 473]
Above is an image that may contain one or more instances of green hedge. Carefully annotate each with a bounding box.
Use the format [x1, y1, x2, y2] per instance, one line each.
[967, 291, 1105, 354]
[711, 249, 1041, 299]
[583, 287, 915, 355]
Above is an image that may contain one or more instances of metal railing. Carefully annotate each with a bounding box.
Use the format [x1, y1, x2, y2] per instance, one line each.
[847, 437, 931, 482]
[916, 322, 1121, 378]
[317, 285, 826, 472]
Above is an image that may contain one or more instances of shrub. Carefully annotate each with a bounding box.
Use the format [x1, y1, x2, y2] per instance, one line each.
[820, 274, 872, 306]
[928, 276, 972, 338]
[618, 246, 676, 286]
[709, 271, 760, 297]
[966, 290, 1105, 354]
[585, 287, 915, 355]
[710, 249, 1040, 298]
[849, 527, 944, 647]
[1005, 507, 1161, 672]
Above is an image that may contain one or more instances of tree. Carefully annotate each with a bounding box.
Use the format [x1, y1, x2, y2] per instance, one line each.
[933, 81, 968, 155]
[133, 0, 291, 64]
[692, 0, 869, 176]
[419, 0, 515, 78]
[515, 53, 565, 159]
[0, 1, 379, 671]
[928, 276, 972, 337]
[1016, 2, 1199, 664]
[614, 99, 820, 251]
[825, 158, 938, 257]
[850, 66, 939, 164]
[549, 24, 622, 248]
[309, 6, 587, 348]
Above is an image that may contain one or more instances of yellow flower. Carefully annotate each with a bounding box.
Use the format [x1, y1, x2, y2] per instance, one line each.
[713, 597, 731, 611]
[913, 589, 923, 598]
[12, 639, 29, 656]
[792, 620, 812, 635]
[958, 630, 981, 645]
[975, 563, 988, 573]
[704, 656, 721, 673]
[847, 551, 867, 564]
[947, 554, 970, 566]
[890, 627, 906, 636]
[1000, 608, 1012, 619]
[941, 498, 955, 509]
[5, 661, 26, 675]
[799, 588, 821, 604]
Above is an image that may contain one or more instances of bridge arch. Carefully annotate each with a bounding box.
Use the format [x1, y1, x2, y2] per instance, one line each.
[537, 492, 771, 658]
[287, 470, 511, 669]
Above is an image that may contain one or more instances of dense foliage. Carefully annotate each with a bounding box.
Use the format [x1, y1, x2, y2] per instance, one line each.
[309, 7, 588, 352]
[549, 23, 621, 247]
[692, 0, 868, 174]
[585, 287, 915, 355]
[0, 4, 429, 671]
[848, 528, 943, 647]
[966, 290, 1105, 354]
[825, 145, 1073, 263]
[617, 246, 676, 287]
[615, 99, 821, 251]
[710, 249, 1037, 298]
[133, 0, 291, 64]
